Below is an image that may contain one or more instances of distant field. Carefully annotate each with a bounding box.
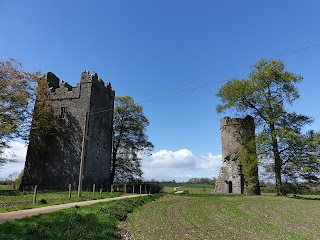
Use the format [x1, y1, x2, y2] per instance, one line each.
[163, 186, 215, 194]
[0, 185, 15, 190]
[127, 194, 320, 239]
[159, 183, 215, 194]
[158, 182, 215, 188]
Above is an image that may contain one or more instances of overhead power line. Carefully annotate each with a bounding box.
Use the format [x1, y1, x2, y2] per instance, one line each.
[136, 42, 320, 101]
[136, 77, 246, 104]
[268, 42, 320, 60]
[137, 52, 320, 105]
[89, 44, 320, 114]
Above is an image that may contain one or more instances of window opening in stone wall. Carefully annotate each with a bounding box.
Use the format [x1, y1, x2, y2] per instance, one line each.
[228, 181, 233, 193]
[61, 107, 66, 119]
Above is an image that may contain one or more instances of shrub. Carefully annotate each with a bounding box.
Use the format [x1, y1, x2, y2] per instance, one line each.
[39, 199, 48, 204]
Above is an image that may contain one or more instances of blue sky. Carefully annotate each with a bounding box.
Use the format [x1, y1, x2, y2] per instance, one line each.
[1, 0, 320, 181]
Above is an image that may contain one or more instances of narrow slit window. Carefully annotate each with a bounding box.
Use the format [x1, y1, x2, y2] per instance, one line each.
[61, 107, 66, 119]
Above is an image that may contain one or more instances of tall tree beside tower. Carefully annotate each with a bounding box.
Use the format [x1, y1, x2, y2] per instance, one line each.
[0, 58, 41, 167]
[216, 59, 319, 195]
[111, 96, 153, 184]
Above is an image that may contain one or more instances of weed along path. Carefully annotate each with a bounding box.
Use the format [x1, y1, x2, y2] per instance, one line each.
[0, 194, 146, 223]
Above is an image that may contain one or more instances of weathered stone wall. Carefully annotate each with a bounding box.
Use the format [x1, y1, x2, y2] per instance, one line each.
[20, 71, 114, 191]
[215, 115, 259, 194]
[83, 72, 114, 189]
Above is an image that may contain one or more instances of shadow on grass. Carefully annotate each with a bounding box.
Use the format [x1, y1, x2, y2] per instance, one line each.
[0, 190, 25, 196]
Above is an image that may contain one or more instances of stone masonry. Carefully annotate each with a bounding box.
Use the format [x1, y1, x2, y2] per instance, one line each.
[215, 115, 260, 194]
[20, 71, 115, 191]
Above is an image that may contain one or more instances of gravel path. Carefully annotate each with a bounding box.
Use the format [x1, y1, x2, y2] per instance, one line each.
[0, 194, 146, 223]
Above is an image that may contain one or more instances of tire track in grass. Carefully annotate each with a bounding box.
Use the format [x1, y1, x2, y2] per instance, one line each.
[163, 197, 212, 240]
[129, 196, 184, 239]
[238, 196, 320, 239]
[128, 195, 319, 239]
[214, 197, 299, 239]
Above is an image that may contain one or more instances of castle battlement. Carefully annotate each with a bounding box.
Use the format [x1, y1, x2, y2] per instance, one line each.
[81, 70, 114, 95]
[47, 71, 115, 100]
[220, 116, 251, 129]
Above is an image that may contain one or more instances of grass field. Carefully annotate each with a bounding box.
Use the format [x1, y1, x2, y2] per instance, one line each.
[0, 184, 16, 190]
[127, 194, 320, 239]
[0, 195, 161, 240]
[0, 190, 122, 213]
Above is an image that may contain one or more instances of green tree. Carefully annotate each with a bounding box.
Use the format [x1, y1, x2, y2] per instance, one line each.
[27, 75, 58, 153]
[0, 58, 41, 167]
[111, 96, 153, 184]
[186, 177, 216, 185]
[237, 122, 261, 195]
[260, 129, 320, 184]
[19, 75, 59, 190]
[216, 59, 314, 195]
[15, 170, 24, 189]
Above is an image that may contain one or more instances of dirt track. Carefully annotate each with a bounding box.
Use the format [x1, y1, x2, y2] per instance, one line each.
[0, 194, 146, 223]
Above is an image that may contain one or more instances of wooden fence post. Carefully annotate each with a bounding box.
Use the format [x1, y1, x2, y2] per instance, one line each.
[133, 184, 135, 194]
[69, 184, 72, 200]
[93, 184, 95, 197]
[140, 185, 142, 195]
[124, 184, 126, 194]
[33, 185, 38, 205]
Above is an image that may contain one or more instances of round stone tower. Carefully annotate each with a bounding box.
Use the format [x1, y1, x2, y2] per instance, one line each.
[215, 115, 259, 194]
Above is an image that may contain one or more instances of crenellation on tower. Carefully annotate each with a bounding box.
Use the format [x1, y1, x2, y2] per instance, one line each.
[80, 70, 93, 83]
[60, 81, 72, 91]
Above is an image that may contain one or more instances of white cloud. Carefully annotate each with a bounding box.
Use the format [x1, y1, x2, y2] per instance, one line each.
[0, 141, 27, 179]
[0, 143, 223, 183]
[140, 149, 222, 182]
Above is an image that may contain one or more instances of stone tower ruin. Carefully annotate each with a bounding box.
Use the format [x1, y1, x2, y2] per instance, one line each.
[215, 115, 260, 194]
[20, 71, 115, 191]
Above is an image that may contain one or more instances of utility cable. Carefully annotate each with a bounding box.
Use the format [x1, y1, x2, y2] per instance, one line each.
[88, 50, 320, 114]
[136, 42, 320, 101]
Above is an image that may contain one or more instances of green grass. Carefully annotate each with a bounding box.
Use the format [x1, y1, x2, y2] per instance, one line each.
[0, 194, 162, 240]
[0, 184, 16, 190]
[0, 190, 122, 213]
[127, 194, 320, 239]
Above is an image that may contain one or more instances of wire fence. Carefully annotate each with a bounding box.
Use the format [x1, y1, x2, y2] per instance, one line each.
[0, 182, 163, 209]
